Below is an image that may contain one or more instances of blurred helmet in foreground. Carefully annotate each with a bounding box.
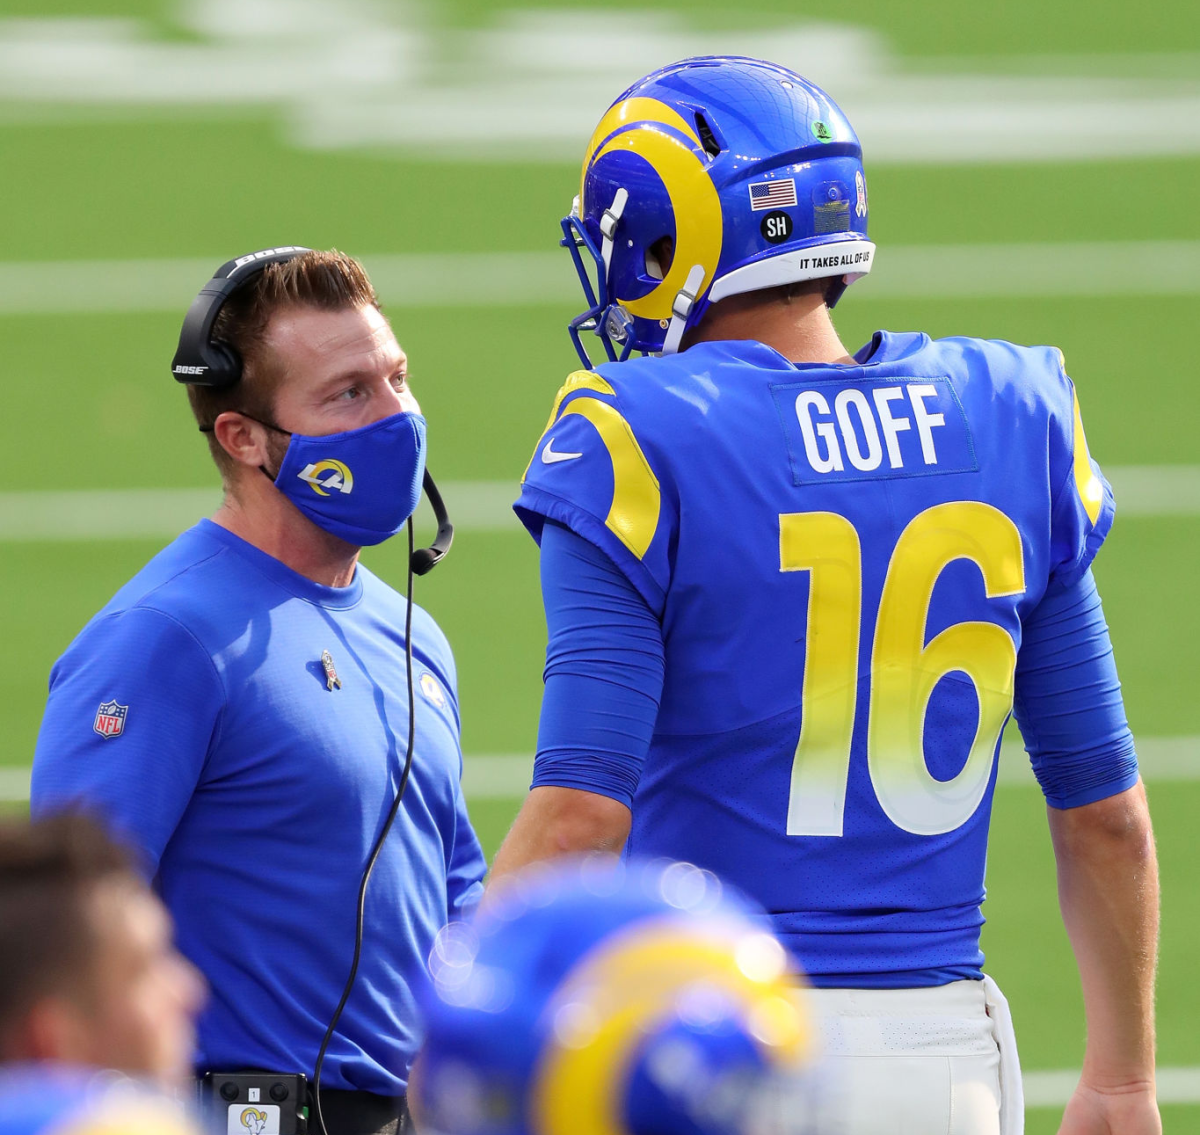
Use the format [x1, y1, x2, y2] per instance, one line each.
[561, 55, 874, 366]
[418, 857, 829, 1135]
[0, 1065, 205, 1135]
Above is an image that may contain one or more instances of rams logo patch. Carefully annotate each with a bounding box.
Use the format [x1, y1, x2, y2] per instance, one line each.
[420, 672, 446, 709]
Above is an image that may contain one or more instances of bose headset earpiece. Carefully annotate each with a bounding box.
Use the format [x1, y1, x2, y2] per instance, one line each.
[172, 246, 454, 575]
[172, 246, 312, 388]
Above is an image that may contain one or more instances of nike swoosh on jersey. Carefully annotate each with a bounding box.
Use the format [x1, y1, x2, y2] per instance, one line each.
[541, 437, 583, 464]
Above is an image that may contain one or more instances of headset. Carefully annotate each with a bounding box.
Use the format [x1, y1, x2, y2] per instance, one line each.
[172, 245, 454, 574]
[172, 247, 453, 1133]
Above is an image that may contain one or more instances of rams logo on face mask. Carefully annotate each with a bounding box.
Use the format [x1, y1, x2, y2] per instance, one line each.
[297, 459, 354, 496]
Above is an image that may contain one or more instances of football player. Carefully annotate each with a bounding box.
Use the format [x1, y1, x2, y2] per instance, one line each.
[417, 856, 832, 1135]
[490, 57, 1160, 1135]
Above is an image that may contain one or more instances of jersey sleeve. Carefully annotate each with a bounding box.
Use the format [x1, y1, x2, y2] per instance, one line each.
[31, 606, 224, 875]
[531, 521, 665, 808]
[1013, 569, 1139, 808]
[513, 370, 677, 615]
[1046, 357, 1115, 590]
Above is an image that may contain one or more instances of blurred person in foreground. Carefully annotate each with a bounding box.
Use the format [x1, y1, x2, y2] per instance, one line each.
[0, 813, 206, 1135]
[0, 1066, 205, 1135]
[32, 248, 486, 1135]
[491, 57, 1159, 1135]
[0, 813, 202, 1082]
[418, 856, 835, 1135]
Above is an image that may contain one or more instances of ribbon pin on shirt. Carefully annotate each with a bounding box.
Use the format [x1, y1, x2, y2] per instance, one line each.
[321, 649, 342, 691]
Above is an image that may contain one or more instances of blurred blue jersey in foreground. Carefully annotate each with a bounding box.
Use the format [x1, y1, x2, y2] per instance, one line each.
[0, 1066, 205, 1135]
[516, 332, 1139, 986]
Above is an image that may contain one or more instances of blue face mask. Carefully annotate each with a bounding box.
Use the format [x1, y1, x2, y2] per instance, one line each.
[264, 411, 427, 546]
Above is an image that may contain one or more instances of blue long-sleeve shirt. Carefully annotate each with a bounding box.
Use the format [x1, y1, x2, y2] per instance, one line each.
[32, 519, 485, 1092]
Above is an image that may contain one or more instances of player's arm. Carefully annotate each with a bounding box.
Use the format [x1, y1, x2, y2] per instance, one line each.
[488, 522, 664, 885]
[1050, 782, 1159, 1135]
[1012, 571, 1160, 1134]
[31, 607, 223, 875]
[489, 787, 633, 880]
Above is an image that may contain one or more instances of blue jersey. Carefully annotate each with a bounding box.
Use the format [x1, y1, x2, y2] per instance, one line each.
[0, 1066, 206, 1135]
[515, 332, 1135, 985]
[32, 520, 485, 1093]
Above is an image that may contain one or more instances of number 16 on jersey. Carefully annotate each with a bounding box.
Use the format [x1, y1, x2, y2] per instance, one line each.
[781, 502, 1025, 838]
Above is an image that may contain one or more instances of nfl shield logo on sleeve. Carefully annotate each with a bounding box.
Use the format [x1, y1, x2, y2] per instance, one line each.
[93, 699, 128, 739]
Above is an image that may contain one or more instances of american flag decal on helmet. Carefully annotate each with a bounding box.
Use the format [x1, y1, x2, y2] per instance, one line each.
[748, 179, 798, 211]
[93, 699, 128, 739]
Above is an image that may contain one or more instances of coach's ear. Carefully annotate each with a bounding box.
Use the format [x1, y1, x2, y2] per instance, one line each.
[212, 411, 273, 471]
[7, 995, 87, 1064]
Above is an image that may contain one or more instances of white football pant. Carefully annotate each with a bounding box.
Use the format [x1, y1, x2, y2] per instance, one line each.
[807, 976, 1023, 1135]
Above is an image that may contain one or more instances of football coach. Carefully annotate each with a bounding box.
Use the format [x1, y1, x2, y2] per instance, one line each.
[32, 247, 486, 1135]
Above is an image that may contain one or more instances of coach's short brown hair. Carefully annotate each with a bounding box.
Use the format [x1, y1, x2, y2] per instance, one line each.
[186, 250, 380, 477]
[0, 814, 141, 1044]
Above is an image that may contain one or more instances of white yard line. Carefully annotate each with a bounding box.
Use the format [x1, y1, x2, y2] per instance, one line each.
[0, 767, 28, 803]
[1024, 1066, 1200, 1107]
[7, 737, 1197, 805]
[1, 5, 1198, 163]
[468, 736, 1200, 796]
[460, 736, 1199, 798]
[0, 482, 516, 541]
[0, 241, 1199, 316]
[997, 735, 1200, 787]
[0, 466, 1195, 543]
[0, 253, 572, 315]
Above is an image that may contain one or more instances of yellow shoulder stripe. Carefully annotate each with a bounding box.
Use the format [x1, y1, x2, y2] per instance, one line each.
[560, 397, 661, 560]
[543, 370, 615, 437]
[1071, 390, 1104, 526]
[522, 371, 615, 483]
[522, 373, 661, 560]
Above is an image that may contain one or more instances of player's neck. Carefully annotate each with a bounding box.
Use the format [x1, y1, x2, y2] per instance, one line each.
[211, 476, 361, 589]
[684, 290, 855, 365]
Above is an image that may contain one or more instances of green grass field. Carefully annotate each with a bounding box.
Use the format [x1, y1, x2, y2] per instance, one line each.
[1, 1, 1197, 1129]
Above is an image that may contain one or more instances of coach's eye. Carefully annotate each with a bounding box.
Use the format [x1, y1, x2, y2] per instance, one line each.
[335, 385, 362, 402]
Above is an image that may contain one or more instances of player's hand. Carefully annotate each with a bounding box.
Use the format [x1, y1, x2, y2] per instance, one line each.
[1056, 1080, 1160, 1135]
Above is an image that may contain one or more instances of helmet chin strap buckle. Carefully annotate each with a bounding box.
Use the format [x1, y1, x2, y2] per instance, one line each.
[599, 187, 629, 275]
[661, 264, 706, 355]
[602, 305, 635, 344]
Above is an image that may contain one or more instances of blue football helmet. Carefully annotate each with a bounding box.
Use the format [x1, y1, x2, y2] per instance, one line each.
[562, 56, 874, 367]
[417, 858, 828, 1135]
